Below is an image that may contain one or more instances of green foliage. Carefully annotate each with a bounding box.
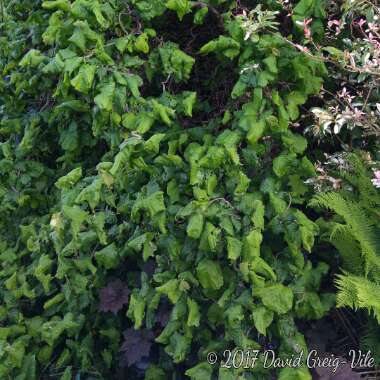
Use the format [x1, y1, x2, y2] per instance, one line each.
[0, 0, 338, 378]
[310, 155, 380, 278]
[310, 154, 380, 361]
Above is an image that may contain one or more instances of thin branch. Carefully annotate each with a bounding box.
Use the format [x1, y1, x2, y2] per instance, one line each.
[271, 31, 380, 78]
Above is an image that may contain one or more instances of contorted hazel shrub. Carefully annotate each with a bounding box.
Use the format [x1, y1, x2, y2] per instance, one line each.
[0, 0, 335, 379]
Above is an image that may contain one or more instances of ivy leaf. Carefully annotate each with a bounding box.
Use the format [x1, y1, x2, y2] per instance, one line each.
[62, 56, 83, 75]
[293, 0, 325, 18]
[215, 129, 241, 164]
[42, 0, 71, 11]
[41, 313, 79, 346]
[185, 362, 213, 380]
[295, 210, 319, 252]
[234, 171, 250, 195]
[62, 205, 88, 238]
[152, 99, 175, 125]
[282, 132, 308, 154]
[182, 91, 197, 117]
[95, 243, 120, 269]
[231, 78, 248, 99]
[187, 213, 204, 239]
[145, 133, 165, 153]
[89, 1, 109, 28]
[252, 257, 277, 281]
[289, 174, 308, 197]
[269, 192, 287, 214]
[157, 42, 195, 82]
[200, 36, 240, 59]
[19, 49, 46, 68]
[132, 191, 166, 219]
[247, 120, 266, 145]
[252, 200, 265, 230]
[254, 284, 294, 314]
[75, 178, 102, 210]
[166, 0, 191, 20]
[43, 292, 64, 310]
[194, 7, 208, 25]
[165, 332, 191, 363]
[120, 328, 154, 367]
[55, 100, 89, 112]
[35, 255, 53, 293]
[286, 91, 307, 121]
[252, 306, 273, 336]
[115, 37, 132, 53]
[135, 33, 150, 53]
[94, 81, 115, 111]
[70, 64, 96, 94]
[60, 367, 72, 380]
[70, 20, 101, 50]
[199, 222, 220, 252]
[92, 211, 108, 245]
[187, 298, 200, 327]
[69, 27, 87, 52]
[243, 229, 262, 260]
[127, 293, 146, 328]
[99, 279, 130, 314]
[156, 279, 182, 303]
[55, 167, 82, 189]
[132, 0, 166, 20]
[263, 55, 278, 74]
[227, 236, 242, 261]
[126, 74, 143, 98]
[196, 259, 223, 290]
[273, 154, 296, 177]
[18, 354, 37, 380]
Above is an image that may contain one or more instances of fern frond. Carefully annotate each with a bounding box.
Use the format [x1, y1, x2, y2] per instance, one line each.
[329, 225, 363, 274]
[311, 154, 380, 328]
[310, 192, 380, 276]
[360, 319, 380, 364]
[336, 273, 380, 324]
[342, 153, 380, 212]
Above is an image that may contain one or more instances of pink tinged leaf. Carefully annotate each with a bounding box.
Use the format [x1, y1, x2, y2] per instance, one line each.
[356, 18, 366, 27]
[303, 18, 313, 39]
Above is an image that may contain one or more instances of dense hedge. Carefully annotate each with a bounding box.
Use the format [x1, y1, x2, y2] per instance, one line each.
[0, 0, 378, 379]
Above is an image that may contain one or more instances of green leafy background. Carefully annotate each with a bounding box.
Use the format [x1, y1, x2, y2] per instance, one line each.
[0, 0, 341, 378]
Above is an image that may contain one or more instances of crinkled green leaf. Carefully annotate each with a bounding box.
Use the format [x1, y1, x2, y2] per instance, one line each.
[196, 259, 223, 290]
[187, 213, 204, 239]
[187, 298, 200, 327]
[200, 36, 240, 59]
[255, 285, 294, 314]
[94, 81, 115, 111]
[252, 306, 274, 336]
[95, 243, 120, 269]
[42, 0, 70, 11]
[70, 64, 96, 94]
[156, 279, 182, 303]
[166, 0, 191, 20]
[185, 363, 213, 380]
[227, 236, 242, 261]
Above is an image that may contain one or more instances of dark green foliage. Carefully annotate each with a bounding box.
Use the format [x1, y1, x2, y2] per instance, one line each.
[311, 154, 380, 362]
[0, 0, 338, 378]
